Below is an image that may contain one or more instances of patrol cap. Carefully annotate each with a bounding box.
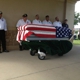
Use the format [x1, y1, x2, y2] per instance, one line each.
[22, 14, 28, 17]
[0, 11, 2, 14]
[45, 15, 49, 18]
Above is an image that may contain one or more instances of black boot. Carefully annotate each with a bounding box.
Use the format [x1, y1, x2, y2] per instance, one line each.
[3, 50, 9, 52]
[0, 51, 2, 53]
[19, 45, 23, 51]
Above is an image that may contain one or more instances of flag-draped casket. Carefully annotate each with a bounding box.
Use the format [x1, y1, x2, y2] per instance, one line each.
[16, 24, 73, 60]
[16, 24, 72, 42]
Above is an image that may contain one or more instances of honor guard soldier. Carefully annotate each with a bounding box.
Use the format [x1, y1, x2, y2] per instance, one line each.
[0, 11, 9, 53]
[43, 15, 52, 26]
[32, 14, 42, 25]
[16, 14, 31, 27]
[16, 14, 31, 51]
[53, 17, 62, 27]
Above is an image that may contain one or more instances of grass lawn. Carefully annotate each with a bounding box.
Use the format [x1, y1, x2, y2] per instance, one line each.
[73, 40, 80, 45]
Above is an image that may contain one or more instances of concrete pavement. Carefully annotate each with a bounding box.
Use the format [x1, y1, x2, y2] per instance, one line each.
[0, 45, 80, 80]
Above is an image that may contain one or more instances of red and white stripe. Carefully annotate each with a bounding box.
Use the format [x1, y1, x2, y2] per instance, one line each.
[16, 24, 56, 42]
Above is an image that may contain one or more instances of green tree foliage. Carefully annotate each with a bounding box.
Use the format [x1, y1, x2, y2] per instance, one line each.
[74, 12, 80, 25]
[75, 31, 78, 34]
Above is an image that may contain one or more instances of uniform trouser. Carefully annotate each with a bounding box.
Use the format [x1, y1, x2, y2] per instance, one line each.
[19, 41, 23, 50]
[0, 30, 6, 51]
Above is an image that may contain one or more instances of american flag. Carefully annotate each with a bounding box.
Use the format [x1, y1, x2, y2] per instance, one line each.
[16, 24, 72, 42]
[56, 27, 72, 39]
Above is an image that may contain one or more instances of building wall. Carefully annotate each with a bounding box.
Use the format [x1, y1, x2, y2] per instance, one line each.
[0, 0, 76, 50]
[65, 0, 76, 29]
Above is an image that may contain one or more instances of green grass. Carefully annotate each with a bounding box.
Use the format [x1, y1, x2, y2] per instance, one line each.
[73, 40, 80, 45]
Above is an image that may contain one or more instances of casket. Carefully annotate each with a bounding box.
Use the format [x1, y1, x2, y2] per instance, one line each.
[16, 24, 73, 60]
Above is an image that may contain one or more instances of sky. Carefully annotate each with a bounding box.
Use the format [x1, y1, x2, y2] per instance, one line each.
[75, 1, 80, 28]
[75, 1, 80, 12]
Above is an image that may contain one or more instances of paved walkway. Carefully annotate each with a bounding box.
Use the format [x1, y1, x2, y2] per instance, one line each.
[0, 45, 80, 80]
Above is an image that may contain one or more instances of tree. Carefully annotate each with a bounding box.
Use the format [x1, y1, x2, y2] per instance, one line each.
[74, 12, 80, 25]
[75, 31, 78, 34]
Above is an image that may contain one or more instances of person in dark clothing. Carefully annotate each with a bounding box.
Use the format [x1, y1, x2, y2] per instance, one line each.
[0, 11, 9, 53]
[62, 19, 69, 28]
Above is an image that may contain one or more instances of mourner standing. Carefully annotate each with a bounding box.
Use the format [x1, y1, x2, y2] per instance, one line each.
[0, 11, 9, 53]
